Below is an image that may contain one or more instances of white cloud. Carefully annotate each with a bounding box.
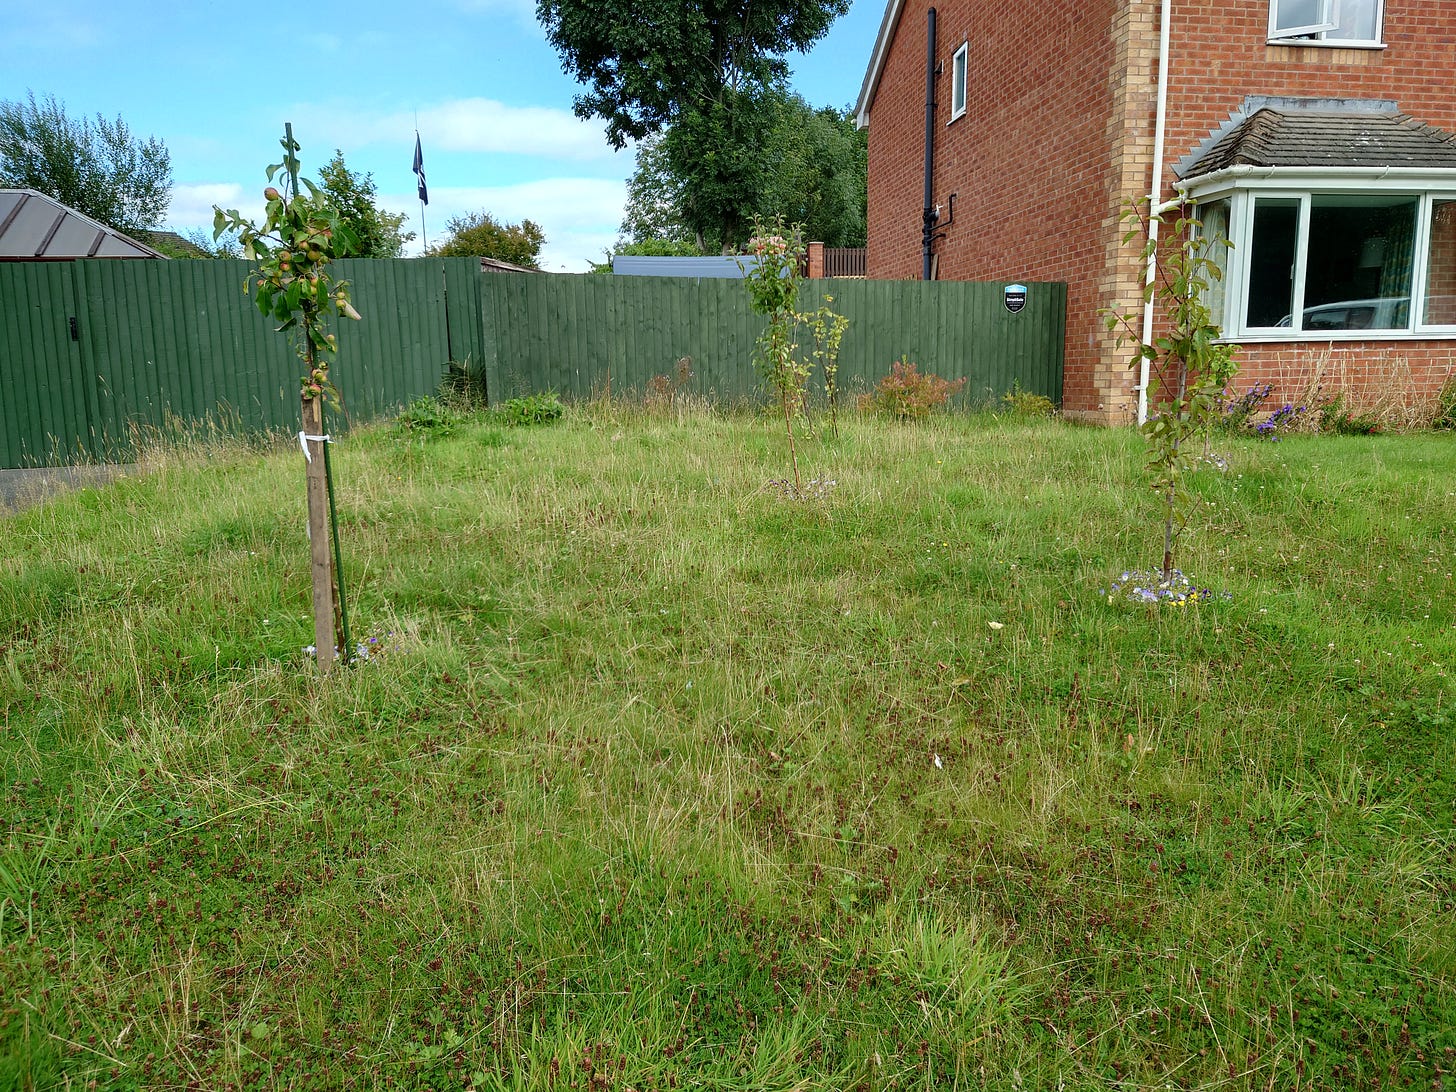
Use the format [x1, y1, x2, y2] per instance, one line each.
[165, 175, 624, 273]
[385, 177, 626, 271]
[167, 182, 256, 232]
[289, 98, 623, 164]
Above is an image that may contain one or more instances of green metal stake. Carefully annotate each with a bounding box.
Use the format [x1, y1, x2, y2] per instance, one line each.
[321, 432, 353, 664]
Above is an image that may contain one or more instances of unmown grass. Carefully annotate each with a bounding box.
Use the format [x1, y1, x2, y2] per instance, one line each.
[1, 406, 1453, 1090]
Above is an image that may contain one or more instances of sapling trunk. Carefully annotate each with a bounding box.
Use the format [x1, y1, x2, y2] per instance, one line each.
[782, 389, 802, 489]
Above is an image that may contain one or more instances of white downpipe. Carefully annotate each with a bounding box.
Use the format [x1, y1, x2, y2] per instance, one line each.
[1138, 0, 1173, 426]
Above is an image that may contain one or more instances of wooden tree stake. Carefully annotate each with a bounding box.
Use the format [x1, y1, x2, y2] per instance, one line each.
[302, 394, 336, 673]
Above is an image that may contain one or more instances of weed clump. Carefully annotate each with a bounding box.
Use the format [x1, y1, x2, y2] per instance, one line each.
[496, 390, 564, 426]
[860, 357, 966, 419]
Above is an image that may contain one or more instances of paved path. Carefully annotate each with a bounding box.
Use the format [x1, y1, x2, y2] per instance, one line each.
[0, 466, 133, 514]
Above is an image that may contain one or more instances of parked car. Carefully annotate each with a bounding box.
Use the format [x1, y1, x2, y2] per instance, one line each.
[1275, 296, 1410, 330]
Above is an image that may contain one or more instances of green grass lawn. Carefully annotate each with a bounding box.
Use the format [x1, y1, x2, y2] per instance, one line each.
[1, 406, 1453, 1091]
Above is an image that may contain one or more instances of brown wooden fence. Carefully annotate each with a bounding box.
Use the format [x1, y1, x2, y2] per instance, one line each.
[824, 248, 867, 277]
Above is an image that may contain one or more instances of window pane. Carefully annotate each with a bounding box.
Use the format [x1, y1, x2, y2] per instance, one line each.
[1246, 198, 1299, 328]
[1423, 199, 1456, 325]
[1273, 0, 1329, 32]
[1331, 0, 1378, 39]
[1303, 194, 1414, 331]
[952, 47, 967, 115]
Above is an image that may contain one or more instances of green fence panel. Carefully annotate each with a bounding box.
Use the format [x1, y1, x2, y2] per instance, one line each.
[70, 259, 302, 458]
[1, 259, 1065, 468]
[330, 258, 451, 421]
[442, 258, 488, 386]
[483, 274, 771, 402]
[820, 278, 1066, 407]
[0, 263, 97, 465]
[478, 273, 1064, 408]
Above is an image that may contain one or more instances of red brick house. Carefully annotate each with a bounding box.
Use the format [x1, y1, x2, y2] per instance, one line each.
[854, 0, 1456, 422]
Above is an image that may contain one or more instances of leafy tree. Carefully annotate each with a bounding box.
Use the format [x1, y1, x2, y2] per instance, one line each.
[426, 211, 545, 267]
[537, 0, 849, 250]
[186, 228, 242, 258]
[617, 134, 693, 246]
[213, 132, 363, 674]
[0, 91, 170, 236]
[318, 150, 414, 258]
[619, 91, 866, 251]
[758, 96, 866, 248]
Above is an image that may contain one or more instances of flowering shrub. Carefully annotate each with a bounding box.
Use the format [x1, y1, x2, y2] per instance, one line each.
[1255, 401, 1308, 439]
[1101, 569, 1229, 607]
[1317, 392, 1382, 435]
[1218, 383, 1307, 440]
[860, 357, 966, 420]
[1217, 383, 1273, 432]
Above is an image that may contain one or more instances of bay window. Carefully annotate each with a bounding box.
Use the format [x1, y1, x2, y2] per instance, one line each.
[1184, 179, 1456, 339]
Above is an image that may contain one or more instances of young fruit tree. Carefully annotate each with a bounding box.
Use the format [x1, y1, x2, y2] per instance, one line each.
[214, 128, 361, 673]
[741, 217, 809, 486]
[1105, 199, 1238, 583]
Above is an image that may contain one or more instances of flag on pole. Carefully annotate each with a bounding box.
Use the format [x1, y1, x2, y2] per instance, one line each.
[413, 134, 428, 205]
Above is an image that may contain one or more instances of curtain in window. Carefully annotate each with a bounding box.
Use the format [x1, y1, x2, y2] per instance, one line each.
[1379, 208, 1415, 301]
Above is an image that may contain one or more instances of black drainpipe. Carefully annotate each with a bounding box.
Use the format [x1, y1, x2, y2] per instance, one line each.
[921, 6, 938, 281]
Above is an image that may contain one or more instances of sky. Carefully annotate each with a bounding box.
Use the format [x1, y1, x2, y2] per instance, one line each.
[0, 0, 884, 272]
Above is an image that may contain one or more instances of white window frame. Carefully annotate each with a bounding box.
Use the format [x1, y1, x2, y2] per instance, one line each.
[1181, 172, 1456, 342]
[1267, 0, 1384, 48]
[949, 42, 968, 122]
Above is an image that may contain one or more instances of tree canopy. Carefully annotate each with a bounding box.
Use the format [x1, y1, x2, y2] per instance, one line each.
[426, 211, 545, 268]
[537, 0, 849, 250]
[619, 91, 866, 252]
[318, 151, 415, 258]
[757, 95, 866, 248]
[0, 91, 171, 236]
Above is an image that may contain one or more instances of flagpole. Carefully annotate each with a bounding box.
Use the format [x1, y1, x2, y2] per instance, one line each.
[413, 122, 430, 253]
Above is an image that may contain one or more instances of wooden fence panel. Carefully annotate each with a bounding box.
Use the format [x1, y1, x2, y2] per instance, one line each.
[332, 258, 451, 421]
[479, 273, 1065, 408]
[0, 263, 97, 465]
[2, 259, 1065, 467]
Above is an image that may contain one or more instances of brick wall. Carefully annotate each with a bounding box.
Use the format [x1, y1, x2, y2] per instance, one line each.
[862, 0, 1456, 421]
[1152, 0, 1456, 414]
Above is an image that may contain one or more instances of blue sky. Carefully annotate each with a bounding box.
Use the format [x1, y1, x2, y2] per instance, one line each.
[0, 0, 883, 271]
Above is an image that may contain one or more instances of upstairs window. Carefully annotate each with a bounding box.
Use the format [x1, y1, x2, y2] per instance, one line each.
[1269, 0, 1383, 46]
[949, 42, 968, 122]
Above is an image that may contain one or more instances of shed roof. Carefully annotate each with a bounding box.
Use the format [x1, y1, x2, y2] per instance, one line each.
[0, 189, 166, 260]
[1179, 108, 1456, 179]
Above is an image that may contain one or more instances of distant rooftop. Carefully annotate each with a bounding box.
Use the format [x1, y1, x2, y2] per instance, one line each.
[0, 189, 166, 260]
